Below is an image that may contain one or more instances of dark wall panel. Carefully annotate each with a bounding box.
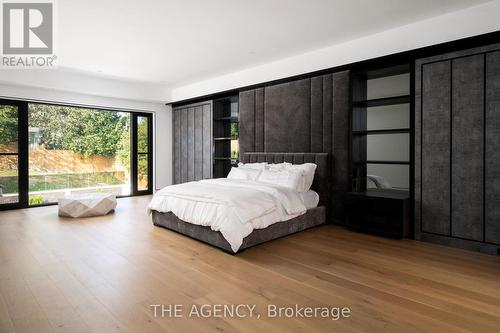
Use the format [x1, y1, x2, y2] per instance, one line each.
[331, 71, 350, 221]
[415, 42, 500, 253]
[255, 88, 265, 152]
[238, 71, 350, 223]
[187, 107, 195, 181]
[181, 108, 188, 183]
[194, 106, 203, 181]
[486, 51, 500, 245]
[421, 61, 451, 236]
[451, 55, 484, 241]
[239, 90, 255, 155]
[310, 76, 323, 152]
[173, 109, 181, 184]
[323, 74, 333, 153]
[202, 103, 212, 179]
[264, 79, 311, 152]
[173, 102, 212, 184]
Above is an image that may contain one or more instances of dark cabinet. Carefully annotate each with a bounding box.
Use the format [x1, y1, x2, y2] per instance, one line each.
[346, 190, 410, 238]
[485, 51, 500, 244]
[172, 101, 212, 184]
[415, 43, 500, 253]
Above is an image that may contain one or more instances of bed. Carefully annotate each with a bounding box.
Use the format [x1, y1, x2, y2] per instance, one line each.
[150, 152, 329, 253]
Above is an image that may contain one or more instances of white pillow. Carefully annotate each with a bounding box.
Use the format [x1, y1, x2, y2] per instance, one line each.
[288, 163, 317, 192]
[257, 169, 302, 191]
[267, 162, 317, 192]
[238, 162, 267, 170]
[268, 162, 292, 171]
[227, 167, 261, 181]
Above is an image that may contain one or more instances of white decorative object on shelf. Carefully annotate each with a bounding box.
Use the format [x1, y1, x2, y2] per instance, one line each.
[58, 193, 117, 218]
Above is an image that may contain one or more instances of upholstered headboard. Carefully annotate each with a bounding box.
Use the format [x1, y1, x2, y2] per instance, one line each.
[240, 152, 330, 207]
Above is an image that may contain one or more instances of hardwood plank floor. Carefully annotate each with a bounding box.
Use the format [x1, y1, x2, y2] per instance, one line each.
[0, 195, 499, 333]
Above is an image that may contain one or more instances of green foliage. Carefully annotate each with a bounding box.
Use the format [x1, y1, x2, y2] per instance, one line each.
[230, 122, 239, 139]
[117, 128, 130, 169]
[28, 104, 130, 157]
[137, 119, 149, 177]
[137, 117, 149, 153]
[117, 118, 148, 176]
[0, 106, 18, 144]
[28, 195, 44, 205]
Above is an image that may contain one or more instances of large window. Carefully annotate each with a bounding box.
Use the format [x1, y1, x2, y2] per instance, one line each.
[0, 103, 20, 206]
[0, 100, 152, 210]
[136, 116, 150, 192]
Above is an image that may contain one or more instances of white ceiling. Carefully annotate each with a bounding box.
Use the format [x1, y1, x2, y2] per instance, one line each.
[57, 0, 491, 87]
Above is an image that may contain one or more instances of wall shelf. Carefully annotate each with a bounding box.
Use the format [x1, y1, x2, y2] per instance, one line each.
[353, 95, 410, 108]
[352, 128, 410, 135]
[213, 95, 239, 177]
[350, 63, 412, 194]
[214, 137, 235, 141]
[365, 160, 410, 165]
[214, 116, 238, 122]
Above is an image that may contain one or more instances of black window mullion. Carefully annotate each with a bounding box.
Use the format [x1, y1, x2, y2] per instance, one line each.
[18, 101, 29, 208]
[131, 114, 138, 195]
[147, 114, 153, 193]
[130, 112, 153, 195]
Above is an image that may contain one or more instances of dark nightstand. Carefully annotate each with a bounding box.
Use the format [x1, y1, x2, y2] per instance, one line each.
[346, 189, 410, 238]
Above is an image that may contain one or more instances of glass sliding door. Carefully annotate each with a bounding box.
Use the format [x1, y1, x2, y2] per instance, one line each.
[132, 114, 152, 194]
[0, 102, 21, 207]
[0, 98, 153, 210]
[27, 103, 132, 205]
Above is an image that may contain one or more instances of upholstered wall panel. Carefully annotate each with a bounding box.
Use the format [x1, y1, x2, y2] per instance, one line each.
[173, 109, 181, 184]
[451, 55, 484, 241]
[239, 90, 255, 153]
[194, 106, 203, 181]
[331, 72, 350, 221]
[310, 76, 323, 153]
[172, 101, 212, 184]
[187, 107, 195, 181]
[238, 71, 350, 223]
[202, 103, 212, 179]
[264, 79, 311, 152]
[486, 51, 500, 245]
[323, 74, 334, 153]
[181, 108, 188, 183]
[421, 61, 451, 236]
[255, 88, 265, 152]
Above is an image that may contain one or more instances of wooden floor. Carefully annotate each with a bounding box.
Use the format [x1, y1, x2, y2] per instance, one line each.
[1, 196, 500, 333]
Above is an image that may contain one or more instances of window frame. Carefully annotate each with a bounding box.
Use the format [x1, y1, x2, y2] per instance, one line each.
[0, 98, 153, 211]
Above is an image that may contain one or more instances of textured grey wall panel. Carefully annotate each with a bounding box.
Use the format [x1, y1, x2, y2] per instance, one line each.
[451, 55, 484, 241]
[238, 71, 350, 223]
[421, 61, 451, 236]
[486, 51, 500, 245]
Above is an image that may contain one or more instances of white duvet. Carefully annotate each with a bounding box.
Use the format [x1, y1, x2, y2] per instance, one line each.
[148, 178, 307, 252]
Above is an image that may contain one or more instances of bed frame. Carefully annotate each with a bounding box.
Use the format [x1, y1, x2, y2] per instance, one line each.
[151, 152, 330, 253]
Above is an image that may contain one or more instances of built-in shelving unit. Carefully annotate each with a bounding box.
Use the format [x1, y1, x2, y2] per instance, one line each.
[213, 95, 239, 178]
[350, 64, 411, 193]
[347, 63, 412, 238]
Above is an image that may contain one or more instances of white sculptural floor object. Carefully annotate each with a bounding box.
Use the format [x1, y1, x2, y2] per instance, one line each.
[58, 193, 117, 218]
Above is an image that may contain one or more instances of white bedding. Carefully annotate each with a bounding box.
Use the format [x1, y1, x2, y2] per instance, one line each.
[299, 190, 320, 209]
[148, 178, 308, 252]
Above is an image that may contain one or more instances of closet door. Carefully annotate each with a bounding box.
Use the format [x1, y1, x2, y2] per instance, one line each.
[421, 60, 451, 236]
[172, 101, 212, 184]
[486, 51, 500, 245]
[416, 42, 500, 252]
[419, 56, 484, 239]
[451, 55, 484, 241]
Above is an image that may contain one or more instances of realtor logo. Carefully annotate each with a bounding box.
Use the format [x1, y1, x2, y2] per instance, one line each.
[1, 0, 57, 68]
